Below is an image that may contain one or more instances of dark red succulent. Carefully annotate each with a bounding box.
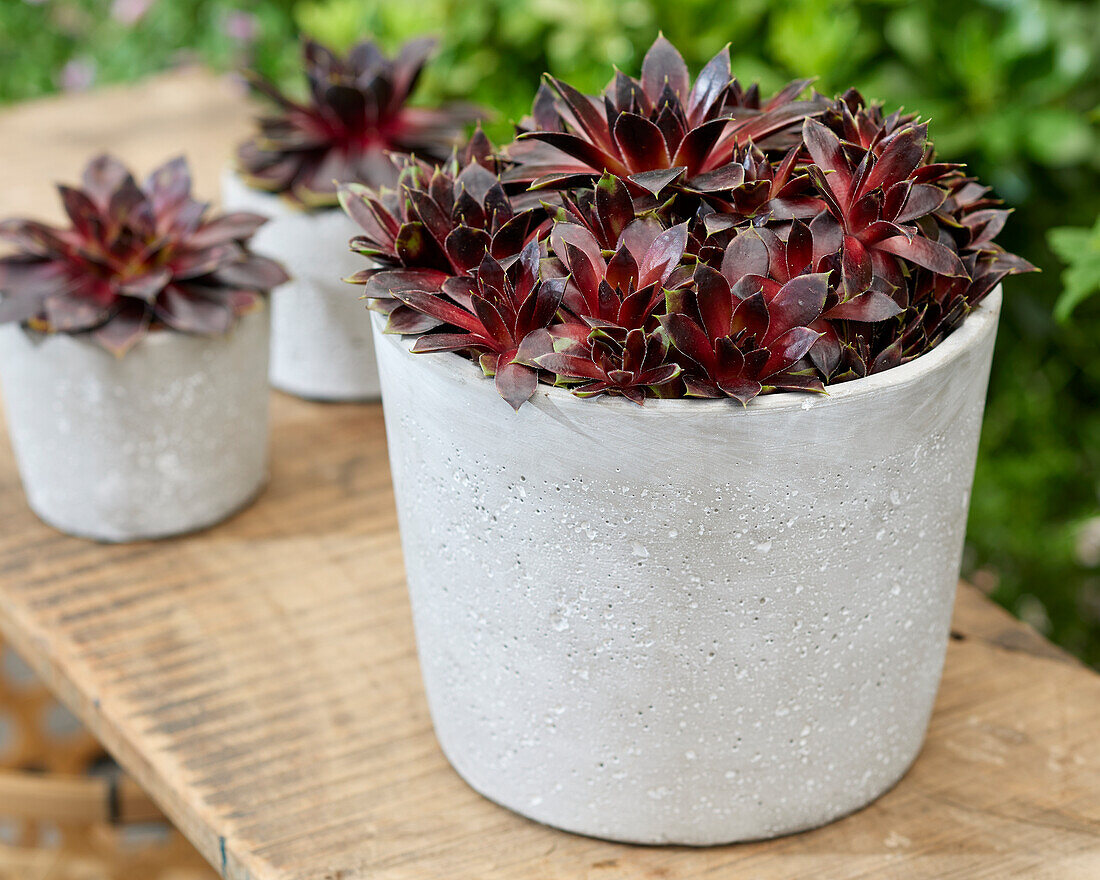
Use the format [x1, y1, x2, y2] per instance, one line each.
[660, 235, 828, 401]
[533, 326, 682, 404]
[801, 114, 964, 299]
[390, 240, 566, 410]
[339, 136, 547, 334]
[236, 38, 482, 206]
[0, 154, 287, 355]
[342, 36, 1035, 409]
[504, 35, 826, 202]
[544, 173, 693, 330]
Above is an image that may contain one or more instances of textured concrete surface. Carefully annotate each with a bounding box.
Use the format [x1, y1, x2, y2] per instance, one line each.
[0, 308, 270, 542]
[374, 290, 1002, 844]
[221, 171, 380, 402]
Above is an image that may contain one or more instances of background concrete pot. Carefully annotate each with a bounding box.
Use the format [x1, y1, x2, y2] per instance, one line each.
[374, 289, 1002, 845]
[0, 308, 270, 542]
[221, 171, 378, 401]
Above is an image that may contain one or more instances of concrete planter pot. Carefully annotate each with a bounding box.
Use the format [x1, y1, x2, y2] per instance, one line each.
[374, 288, 1002, 845]
[221, 171, 378, 401]
[0, 308, 270, 542]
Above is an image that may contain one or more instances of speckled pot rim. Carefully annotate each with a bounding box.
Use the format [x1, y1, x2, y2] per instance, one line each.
[373, 285, 1002, 416]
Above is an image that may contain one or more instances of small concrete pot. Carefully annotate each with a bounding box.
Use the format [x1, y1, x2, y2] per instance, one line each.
[221, 171, 378, 401]
[0, 308, 270, 542]
[374, 289, 1002, 845]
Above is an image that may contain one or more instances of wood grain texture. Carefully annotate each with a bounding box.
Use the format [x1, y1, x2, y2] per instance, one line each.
[0, 71, 1098, 880]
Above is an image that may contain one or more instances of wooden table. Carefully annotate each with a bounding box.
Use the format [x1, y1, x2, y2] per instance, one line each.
[1, 71, 1098, 880]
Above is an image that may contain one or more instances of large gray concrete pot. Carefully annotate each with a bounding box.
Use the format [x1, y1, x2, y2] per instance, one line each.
[221, 171, 379, 401]
[373, 288, 1002, 845]
[0, 308, 270, 542]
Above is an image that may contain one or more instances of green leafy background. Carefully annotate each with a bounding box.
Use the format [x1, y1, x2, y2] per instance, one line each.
[3, 0, 1099, 663]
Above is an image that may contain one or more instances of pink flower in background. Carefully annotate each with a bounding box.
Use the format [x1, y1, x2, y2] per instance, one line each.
[223, 10, 258, 44]
[58, 58, 96, 92]
[110, 0, 156, 26]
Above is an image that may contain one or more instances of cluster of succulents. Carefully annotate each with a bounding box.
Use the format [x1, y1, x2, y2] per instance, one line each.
[343, 35, 1034, 409]
[236, 38, 482, 207]
[0, 155, 287, 355]
[0, 37, 482, 357]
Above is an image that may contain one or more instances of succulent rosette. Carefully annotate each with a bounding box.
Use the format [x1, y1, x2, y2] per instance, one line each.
[341, 36, 1035, 410]
[504, 35, 826, 208]
[338, 131, 548, 337]
[0, 154, 287, 355]
[236, 38, 483, 207]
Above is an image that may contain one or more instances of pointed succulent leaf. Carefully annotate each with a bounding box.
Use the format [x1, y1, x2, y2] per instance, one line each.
[495, 358, 539, 411]
[637, 223, 688, 289]
[842, 234, 872, 296]
[642, 34, 691, 102]
[729, 290, 770, 341]
[694, 265, 734, 341]
[392, 289, 484, 335]
[534, 352, 607, 380]
[802, 118, 851, 205]
[385, 304, 442, 334]
[721, 230, 770, 284]
[548, 76, 617, 154]
[613, 113, 671, 172]
[605, 245, 639, 294]
[762, 327, 821, 377]
[862, 125, 927, 196]
[445, 226, 491, 274]
[893, 184, 948, 224]
[823, 290, 903, 322]
[671, 118, 730, 176]
[628, 166, 687, 197]
[687, 44, 731, 122]
[661, 312, 718, 373]
[876, 234, 966, 276]
[767, 273, 829, 338]
[410, 331, 484, 353]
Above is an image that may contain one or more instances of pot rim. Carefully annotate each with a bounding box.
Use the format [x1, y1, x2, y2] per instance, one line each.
[5, 299, 267, 352]
[221, 167, 342, 217]
[374, 285, 1002, 416]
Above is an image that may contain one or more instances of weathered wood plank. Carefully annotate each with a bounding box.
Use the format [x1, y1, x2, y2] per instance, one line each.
[0, 71, 1098, 880]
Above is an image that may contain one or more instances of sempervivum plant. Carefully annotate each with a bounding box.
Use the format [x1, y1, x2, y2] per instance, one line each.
[237, 38, 481, 207]
[0, 154, 287, 355]
[505, 35, 826, 209]
[339, 130, 547, 336]
[342, 36, 1035, 410]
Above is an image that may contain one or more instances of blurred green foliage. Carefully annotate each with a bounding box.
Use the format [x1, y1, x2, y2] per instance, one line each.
[1050, 217, 1100, 322]
[2, 0, 1099, 662]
